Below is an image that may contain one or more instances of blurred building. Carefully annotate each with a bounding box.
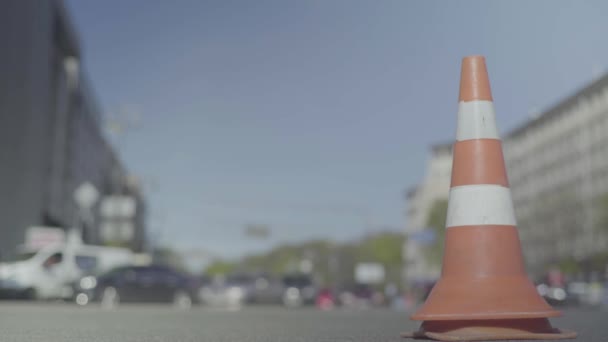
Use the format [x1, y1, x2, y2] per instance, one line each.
[503, 74, 608, 276]
[404, 73, 608, 280]
[403, 143, 452, 285]
[0, 0, 146, 257]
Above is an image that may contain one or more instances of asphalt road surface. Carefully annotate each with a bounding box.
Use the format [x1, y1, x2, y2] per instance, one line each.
[0, 302, 603, 342]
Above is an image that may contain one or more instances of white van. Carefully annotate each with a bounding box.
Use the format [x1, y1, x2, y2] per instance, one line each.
[0, 243, 134, 300]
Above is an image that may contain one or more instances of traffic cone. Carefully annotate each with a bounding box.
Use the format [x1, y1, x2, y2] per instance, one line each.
[402, 56, 576, 341]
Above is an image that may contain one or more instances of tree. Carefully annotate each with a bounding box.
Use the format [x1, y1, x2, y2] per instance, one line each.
[201, 233, 405, 288]
[424, 199, 449, 267]
[557, 257, 581, 275]
[206, 260, 237, 276]
[357, 232, 404, 266]
[355, 232, 405, 286]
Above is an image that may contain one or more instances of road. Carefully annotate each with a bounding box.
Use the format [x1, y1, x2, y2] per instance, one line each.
[0, 302, 602, 341]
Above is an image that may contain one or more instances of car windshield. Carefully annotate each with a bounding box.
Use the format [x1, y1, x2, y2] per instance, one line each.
[75, 255, 98, 273]
[283, 276, 312, 287]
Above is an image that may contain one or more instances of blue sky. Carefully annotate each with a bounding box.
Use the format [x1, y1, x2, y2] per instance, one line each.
[66, 0, 608, 259]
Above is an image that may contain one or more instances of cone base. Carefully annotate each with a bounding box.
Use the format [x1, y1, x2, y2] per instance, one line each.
[411, 226, 560, 321]
[402, 318, 576, 341]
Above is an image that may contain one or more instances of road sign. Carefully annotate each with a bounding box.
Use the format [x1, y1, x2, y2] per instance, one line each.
[244, 224, 271, 239]
[99, 196, 138, 243]
[409, 229, 436, 245]
[355, 263, 385, 284]
[24, 226, 66, 250]
[100, 221, 134, 242]
[73, 182, 99, 210]
[100, 196, 136, 218]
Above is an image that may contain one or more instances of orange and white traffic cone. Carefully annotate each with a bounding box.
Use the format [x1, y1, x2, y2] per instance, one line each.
[402, 56, 576, 341]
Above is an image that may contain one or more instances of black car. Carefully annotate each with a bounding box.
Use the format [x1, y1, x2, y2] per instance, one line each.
[282, 274, 317, 307]
[247, 273, 285, 305]
[72, 265, 200, 308]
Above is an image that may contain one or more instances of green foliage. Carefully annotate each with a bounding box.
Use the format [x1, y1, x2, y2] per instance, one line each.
[357, 233, 404, 265]
[203, 232, 405, 287]
[355, 232, 404, 285]
[206, 260, 237, 276]
[424, 199, 448, 267]
[557, 257, 581, 275]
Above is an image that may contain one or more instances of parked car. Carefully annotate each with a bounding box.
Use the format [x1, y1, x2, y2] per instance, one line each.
[0, 242, 133, 300]
[199, 274, 250, 308]
[72, 265, 200, 309]
[248, 273, 285, 305]
[281, 274, 317, 307]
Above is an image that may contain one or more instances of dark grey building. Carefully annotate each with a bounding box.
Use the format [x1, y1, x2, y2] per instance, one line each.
[0, 0, 146, 257]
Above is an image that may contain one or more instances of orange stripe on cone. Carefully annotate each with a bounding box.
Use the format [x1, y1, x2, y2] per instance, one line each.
[403, 56, 576, 341]
[451, 139, 509, 187]
[440, 225, 525, 277]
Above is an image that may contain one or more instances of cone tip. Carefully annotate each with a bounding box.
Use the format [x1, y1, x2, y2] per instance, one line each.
[459, 55, 493, 102]
[463, 54, 485, 60]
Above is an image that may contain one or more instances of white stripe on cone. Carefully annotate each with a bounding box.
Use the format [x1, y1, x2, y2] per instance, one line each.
[456, 100, 500, 141]
[446, 184, 516, 228]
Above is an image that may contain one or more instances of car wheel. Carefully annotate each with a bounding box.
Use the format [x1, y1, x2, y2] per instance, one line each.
[101, 286, 120, 309]
[173, 290, 192, 310]
[75, 292, 90, 306]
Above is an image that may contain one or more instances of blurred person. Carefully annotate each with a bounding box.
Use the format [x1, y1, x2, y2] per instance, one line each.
[402, 289, 417, 311]
[371, 290, 385, 307]
[586, 271, 604, 306]
[547, 267, 565, 288]
[410, 279, 435, 305]
[383, 283, 405, 310]
[315, 288, 335, 310]
[42, 253, 62, 269]
[384, 282, 398, 300]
